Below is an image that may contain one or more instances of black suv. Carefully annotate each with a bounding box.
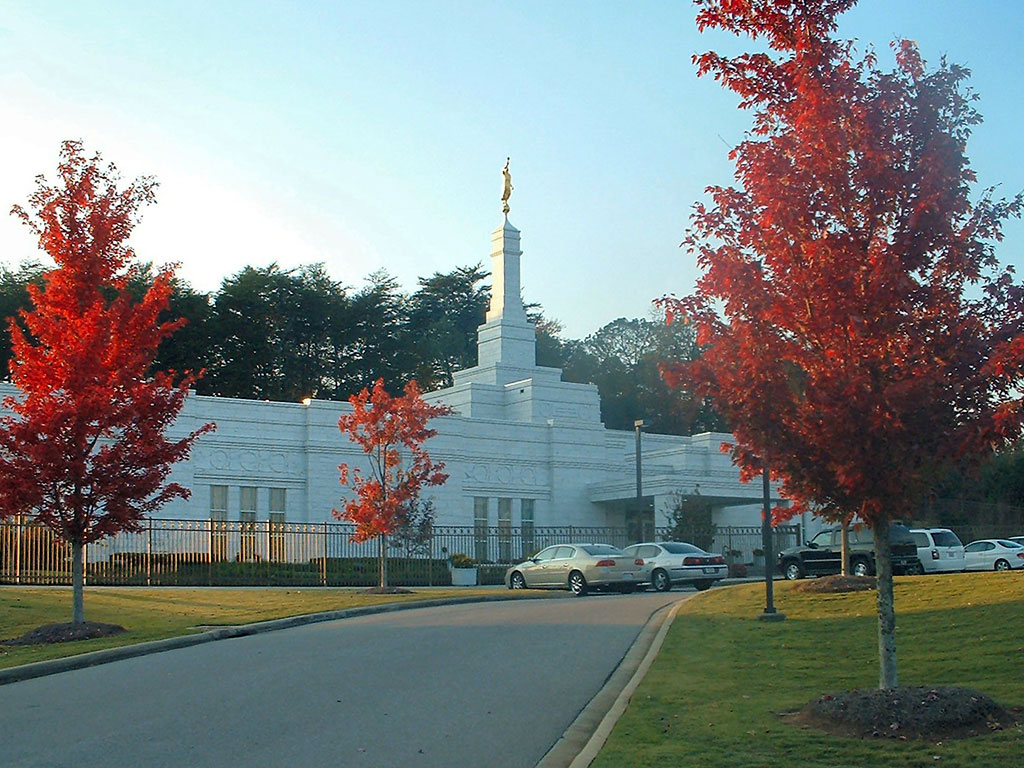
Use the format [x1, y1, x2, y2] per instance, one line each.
[777, 523, 921, 580]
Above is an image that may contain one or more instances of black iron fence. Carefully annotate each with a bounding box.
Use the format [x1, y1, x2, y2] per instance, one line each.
[0, 517, 802, 587]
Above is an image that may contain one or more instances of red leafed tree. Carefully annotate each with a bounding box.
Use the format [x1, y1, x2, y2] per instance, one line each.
[0, 141, 214, 624]
[662, 0, 1024, 688]
[334, 378, 453, 589]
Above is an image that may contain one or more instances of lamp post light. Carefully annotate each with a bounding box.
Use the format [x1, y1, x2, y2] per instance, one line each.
[759, 455, 786, 622]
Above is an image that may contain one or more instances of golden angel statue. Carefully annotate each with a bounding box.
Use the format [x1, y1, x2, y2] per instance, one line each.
[501, 157, 513, 215]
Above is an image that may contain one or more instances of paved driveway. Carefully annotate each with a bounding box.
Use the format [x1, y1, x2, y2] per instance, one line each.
[0, 591, 684, 768]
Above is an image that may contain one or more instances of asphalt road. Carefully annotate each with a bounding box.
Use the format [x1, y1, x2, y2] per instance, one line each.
[1, 590, 683, 768]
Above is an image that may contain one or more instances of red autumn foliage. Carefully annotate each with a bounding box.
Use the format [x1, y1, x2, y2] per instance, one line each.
[0, 141, 214, 621]
[661, 1, 1023, 687]
[334, 378, 452, 587]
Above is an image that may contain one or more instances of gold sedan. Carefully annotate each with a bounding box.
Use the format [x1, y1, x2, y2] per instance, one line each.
[504, 543, 644, 596]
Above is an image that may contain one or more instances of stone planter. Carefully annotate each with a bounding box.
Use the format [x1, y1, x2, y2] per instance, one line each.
[451, 567, 478, 586]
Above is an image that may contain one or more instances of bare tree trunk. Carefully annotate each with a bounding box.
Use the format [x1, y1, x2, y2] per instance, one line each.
[378, 533, 388, 590]
[72, 538, 85, 624]
[840, 519, 850, 576]
[873, 519, 898, 688]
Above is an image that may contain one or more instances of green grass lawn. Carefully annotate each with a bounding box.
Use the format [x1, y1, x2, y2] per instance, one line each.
[593, 573, 1024, 768]
[0, 586, 504, 669]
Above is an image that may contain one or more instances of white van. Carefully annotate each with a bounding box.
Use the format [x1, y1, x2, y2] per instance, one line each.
[910, 528, 966, 573]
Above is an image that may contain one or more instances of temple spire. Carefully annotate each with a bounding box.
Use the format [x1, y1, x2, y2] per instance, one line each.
[473, 159, 533, 369]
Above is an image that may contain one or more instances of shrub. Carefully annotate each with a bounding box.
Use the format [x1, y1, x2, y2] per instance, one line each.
[449, 553, 474, 568]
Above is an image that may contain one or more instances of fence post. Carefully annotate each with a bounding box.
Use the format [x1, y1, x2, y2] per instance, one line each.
[146, 520, 152, 587]
[208, 519, 213, 587]
[428, 529, 434, 588]
[14, 515, 22, 585]
[321, 522, 328, 586]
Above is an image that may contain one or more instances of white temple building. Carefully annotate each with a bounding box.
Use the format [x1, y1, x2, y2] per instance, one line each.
[125, 201, 792, 541]
[0, 181, 799, 544]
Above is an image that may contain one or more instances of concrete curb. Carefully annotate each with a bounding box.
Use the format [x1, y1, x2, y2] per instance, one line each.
[535, 594, 691, 768]
[0, 592, 558, 687]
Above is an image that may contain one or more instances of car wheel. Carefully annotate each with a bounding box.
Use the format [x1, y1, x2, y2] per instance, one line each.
[694, 580, 713, 591]
[569, 570, 589, 596]
[907, 560, 925, 576]
[510, 571, 526, 590]
[784, 561, 804, 580]
[651, 569, 672, 592]
[994, 559, 1011, 571]
[851, 559, 874, 577]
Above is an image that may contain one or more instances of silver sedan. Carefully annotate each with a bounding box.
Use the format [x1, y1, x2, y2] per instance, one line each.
[504, 543, 643, 596]
[622, 541, 727, 591]
[963, 539, 1024, 571]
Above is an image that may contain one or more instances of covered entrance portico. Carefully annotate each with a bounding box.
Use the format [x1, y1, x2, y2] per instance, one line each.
[588, 464, 789, 546]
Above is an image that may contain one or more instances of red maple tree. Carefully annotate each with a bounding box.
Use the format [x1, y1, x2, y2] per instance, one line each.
[334, 378, 452, 589]
[662, 0, 1024, 688]
[0, 141, 214, 623]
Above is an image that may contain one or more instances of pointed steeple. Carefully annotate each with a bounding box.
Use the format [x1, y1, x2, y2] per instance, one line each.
[436, 161, 601, 426]
[486, 217, 527, 323]
[475, 159, 534, 369]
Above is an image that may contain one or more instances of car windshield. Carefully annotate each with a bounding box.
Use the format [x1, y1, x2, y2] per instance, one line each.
[932, 531, 962, 547]
[660, 542, 703, 554]
[579, 544, 623, 556]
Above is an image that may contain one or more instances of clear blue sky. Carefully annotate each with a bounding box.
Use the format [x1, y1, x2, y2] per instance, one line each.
[0, 0, 1020, 339]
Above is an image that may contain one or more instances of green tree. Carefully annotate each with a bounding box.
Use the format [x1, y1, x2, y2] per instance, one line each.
[342, 270, 415, 395]
[0, 261, 45, 378]
[562, 315, 725, 435]
[408, 264, 489, 389]
[208, 263, 350, 401]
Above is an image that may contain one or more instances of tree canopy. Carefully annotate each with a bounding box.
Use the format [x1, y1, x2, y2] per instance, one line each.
[0, 141, 214, 623]
[662, 0, 1024, 688]
[334, 378, 453, 589]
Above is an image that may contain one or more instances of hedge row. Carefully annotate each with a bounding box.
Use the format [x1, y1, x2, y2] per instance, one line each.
[84, 556, 456, 587]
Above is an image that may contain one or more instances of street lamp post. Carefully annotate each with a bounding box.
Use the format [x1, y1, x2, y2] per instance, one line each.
[759, 455, 785, 622]
[634, 420, 644, 540]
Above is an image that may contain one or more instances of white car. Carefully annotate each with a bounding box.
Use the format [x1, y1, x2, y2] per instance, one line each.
[621, 541, 727, 591]
[963, 539, 1024, 571]
[910, 528, 965, 573]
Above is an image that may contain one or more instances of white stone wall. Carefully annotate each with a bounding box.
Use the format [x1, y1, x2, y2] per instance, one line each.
[0, 378, 776, 533]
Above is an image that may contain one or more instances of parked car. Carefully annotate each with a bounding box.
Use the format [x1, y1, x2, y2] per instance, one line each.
[1009, 536, 1024, 548]
[909, 528, 965, 573]
[777, 523, 920, 580]
[621, 541, 727, 592]
[963, 539, 1024, 571]
[504, 543, 643, 596]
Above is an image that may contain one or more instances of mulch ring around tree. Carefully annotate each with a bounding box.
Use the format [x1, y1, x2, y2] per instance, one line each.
[2, 622, 127, 646]
[360, 587, 414, 595]
[785, 686, 1021, 741]
[791, 574, 876, 593]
